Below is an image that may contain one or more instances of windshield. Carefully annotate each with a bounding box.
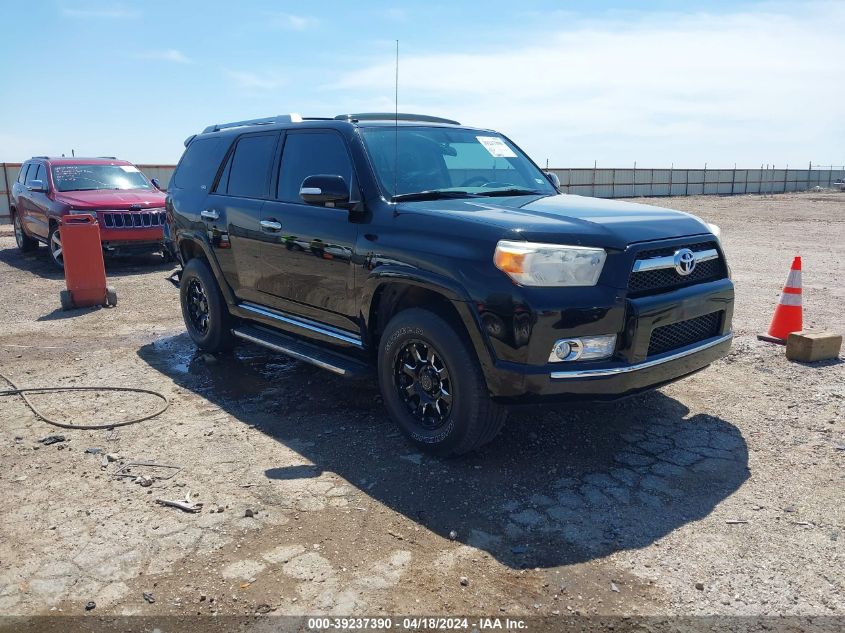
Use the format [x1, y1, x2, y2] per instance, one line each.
[51, 164, 153, 192]
[359, 126, 556, 199]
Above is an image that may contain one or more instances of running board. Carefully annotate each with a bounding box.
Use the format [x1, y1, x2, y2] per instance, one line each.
[232, 324, 372, 378]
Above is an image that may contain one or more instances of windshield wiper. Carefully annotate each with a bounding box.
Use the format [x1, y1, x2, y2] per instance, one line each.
[477, 188, 547, 197]
[391, 189, 479, 202]
[60, 188, 101, 192]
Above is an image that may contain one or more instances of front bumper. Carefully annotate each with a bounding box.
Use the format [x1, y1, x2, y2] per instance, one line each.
[484, 279, 734, 401]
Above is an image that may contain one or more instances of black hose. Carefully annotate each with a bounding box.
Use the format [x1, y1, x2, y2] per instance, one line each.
[0, 371, 169, 430]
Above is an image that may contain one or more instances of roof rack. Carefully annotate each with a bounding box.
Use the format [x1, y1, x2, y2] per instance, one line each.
[334, 113, 461, 125]
[202, 113, 303, 134]
[98, 156, 118, 159]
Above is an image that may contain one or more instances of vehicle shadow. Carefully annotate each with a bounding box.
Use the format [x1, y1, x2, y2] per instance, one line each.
[0, 244, 174, 281]
[137, 333, 750, 569]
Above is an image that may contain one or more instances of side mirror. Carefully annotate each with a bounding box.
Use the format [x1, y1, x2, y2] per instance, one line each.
[151, 178, 164, 191]
[544, 171, 561, 188]
[299, 175, 350, 207]
[27, 180, 47, 193]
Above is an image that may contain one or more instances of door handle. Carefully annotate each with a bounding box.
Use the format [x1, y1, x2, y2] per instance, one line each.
[260, 219, 282, 231]
[200, 209, 219, 221]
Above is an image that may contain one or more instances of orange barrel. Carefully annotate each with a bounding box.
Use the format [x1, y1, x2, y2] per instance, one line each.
[59, 214, 117, 310]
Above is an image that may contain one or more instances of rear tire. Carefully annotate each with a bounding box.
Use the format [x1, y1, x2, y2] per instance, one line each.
[180, 257, 235, 352]
[13, 213, 38, 253]
[378, 307, 507, 456]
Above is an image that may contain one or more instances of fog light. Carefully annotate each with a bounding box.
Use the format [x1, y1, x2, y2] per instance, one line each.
[549, 334, 617, 362]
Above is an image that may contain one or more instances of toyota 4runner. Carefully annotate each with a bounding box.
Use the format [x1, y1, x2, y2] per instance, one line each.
[167, 113, 734, 455]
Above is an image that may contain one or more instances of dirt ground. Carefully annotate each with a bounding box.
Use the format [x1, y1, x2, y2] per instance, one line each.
[0, 192, 842, 631]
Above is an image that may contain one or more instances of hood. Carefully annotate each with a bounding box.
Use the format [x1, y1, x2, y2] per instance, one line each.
[397, 193, 712, 250]
[54, 188, 166, 209]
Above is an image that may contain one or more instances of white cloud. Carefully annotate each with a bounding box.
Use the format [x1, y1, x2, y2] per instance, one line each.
[333, 3, 845, 166]
[269, 12, 316, 31]
[224, 69, 286, 91]
[61, 5, 140, 19]
[136, 49, 193, 64]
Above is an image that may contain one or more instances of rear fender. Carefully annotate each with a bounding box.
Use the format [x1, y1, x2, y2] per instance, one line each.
[176, 231, 237, 307]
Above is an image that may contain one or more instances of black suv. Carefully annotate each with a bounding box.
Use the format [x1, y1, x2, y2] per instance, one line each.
[167, 113, 733, 455]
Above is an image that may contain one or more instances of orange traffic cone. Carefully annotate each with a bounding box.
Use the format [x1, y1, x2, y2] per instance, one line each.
[758, 256, 803, 344]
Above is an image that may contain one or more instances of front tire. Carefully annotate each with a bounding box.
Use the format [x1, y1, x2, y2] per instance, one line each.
[13, 213, 38, 253]
[378, 308, 507, 456]
[180, 258, 235, 352]
[48, 224, 64, 269]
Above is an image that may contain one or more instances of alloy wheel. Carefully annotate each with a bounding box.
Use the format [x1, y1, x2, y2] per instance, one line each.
[393, 340, 453, 429]
[50, 229, 63, 265]
[186, 278, 210, 335]
[13, 215, 24, 248]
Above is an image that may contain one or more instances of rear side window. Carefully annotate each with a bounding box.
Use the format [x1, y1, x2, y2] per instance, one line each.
[221, 134, 278, 198]
[17, 164, 30, 183]
[172, 137, 229, 191]
[34, 165, 46, 184]
[277, 131, 353, 203]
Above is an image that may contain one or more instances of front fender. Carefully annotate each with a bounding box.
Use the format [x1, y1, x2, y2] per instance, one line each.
[360, 265, 515, 396]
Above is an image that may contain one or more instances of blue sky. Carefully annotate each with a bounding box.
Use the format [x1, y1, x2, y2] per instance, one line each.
[0, 0, 842, 167]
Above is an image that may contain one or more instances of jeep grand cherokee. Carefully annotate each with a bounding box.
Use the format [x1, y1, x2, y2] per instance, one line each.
[166, 113, 733, 455]
[11, 157, 167, 267]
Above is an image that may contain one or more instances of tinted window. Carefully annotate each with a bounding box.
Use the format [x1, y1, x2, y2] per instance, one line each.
[24, 164, 39, 185]
[360, 127, 554, 197]
[224, 134, 277, 198]
[277, 132, 353, 203]
[17, 164, 30, 183]
[172, 137, 229, 191]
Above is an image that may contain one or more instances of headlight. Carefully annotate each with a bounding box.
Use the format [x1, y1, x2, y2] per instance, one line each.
[706, 222, 721, 238]
[494, 240, 606, 287]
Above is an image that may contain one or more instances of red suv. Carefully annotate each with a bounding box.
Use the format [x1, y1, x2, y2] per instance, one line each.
[10, 157, 168, 267]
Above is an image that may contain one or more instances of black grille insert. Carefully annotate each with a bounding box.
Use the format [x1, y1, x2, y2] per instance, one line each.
[101, 210, 165, 229]
[629, 241, 725, 295]
[648, 312, 722, 356]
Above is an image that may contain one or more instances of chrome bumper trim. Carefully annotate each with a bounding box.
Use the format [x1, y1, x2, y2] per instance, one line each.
[550, 332, 732, 379]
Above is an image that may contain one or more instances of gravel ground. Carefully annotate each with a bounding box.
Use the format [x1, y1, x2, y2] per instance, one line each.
[0, 192, 842, 630]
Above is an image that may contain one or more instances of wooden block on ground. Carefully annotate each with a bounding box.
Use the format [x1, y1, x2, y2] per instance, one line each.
[785, 331, 842, 362]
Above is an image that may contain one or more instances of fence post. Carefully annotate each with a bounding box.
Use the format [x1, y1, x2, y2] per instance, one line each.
[784, 165, 788, 194]
[592, 160, 596, 198]
[731, 163, 736, 195]
[1, 163, 11, 220]
[611, 168, 616, 198]
[668, 162, 673, 197]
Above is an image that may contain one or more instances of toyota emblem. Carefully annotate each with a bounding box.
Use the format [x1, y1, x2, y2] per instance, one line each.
[673, 248, 696, 276]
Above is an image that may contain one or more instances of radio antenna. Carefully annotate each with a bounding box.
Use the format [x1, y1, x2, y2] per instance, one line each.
[393, 39, 399, 201]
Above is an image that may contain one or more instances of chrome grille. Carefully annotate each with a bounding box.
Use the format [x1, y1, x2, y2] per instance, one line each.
[629, 240, 725, 295]
[101, 209, 166, 229]
[648, 311, 722, 356]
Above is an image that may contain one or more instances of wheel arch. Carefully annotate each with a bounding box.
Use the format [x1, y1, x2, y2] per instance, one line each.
[362, 270, 499, 392]
[176, 233, 237, 307]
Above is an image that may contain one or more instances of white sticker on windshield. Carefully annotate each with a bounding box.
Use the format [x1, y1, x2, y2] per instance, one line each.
[119, 165, 140, 173]
[476, 136, 517, 158]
